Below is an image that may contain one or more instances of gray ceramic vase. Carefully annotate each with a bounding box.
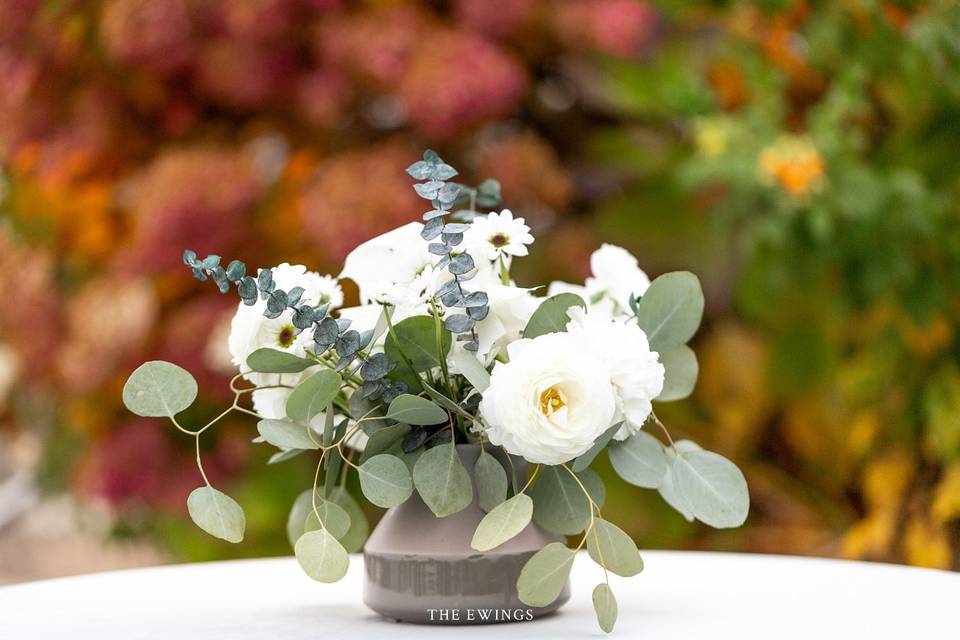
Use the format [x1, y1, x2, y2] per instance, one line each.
[363, 444, 569, 624]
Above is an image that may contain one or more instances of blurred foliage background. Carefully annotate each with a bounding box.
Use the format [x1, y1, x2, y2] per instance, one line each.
[1, 0, 959, 576]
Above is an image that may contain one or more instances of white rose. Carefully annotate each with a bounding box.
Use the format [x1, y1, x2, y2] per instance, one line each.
[340, 222, 434, 304]
[228, 263, 340, 386]
[479, 332, 617, 465]
[566, 307, 664, 440]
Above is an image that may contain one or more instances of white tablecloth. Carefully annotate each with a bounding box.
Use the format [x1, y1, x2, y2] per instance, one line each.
[1, 551, 955, 639]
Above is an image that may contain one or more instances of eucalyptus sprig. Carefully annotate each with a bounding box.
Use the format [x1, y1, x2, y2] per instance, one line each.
[406, 150, 489, 353]
[182, 250, 405, 403]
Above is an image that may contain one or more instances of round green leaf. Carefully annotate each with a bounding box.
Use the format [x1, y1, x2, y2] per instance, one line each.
[329, 487, 369, 553]
[475, 450, 508, 512]
[523, 293, 586, 339]
[516, 542, 575, 607]
[531, 466, 605, 535]
[386, 394, 448, 425]
[257, 419, 320, 450]
[287, 491, 352, 546]
[636, 271, 704, 351]
[608, 430, 667, 489]
[471, 494, 533, 551]
[246, 348, 317, 373]
[187, 486, 245, 543]
[384, 315, 451, 372]
[123, 361, 197, 418]
[358, 454, 414, 508]
[412, 443, 472, 517]
[592, 583, 618, 634]
[286, 490, 314, 548]
[572, 423, 622, 472]
[295, 529, 349, 583]
[587, 519, 644, 577]
[285, 370, 342, 423]
[359, 423, 411, 463]
[657, 454, 695, 521]
[304, 500, 352, 540]
[656, 344, 699, 402]
[673, 450, 749, 528]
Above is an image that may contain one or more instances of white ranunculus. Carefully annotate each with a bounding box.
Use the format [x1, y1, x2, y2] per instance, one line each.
[546, 244, 649, 320]
[471, 282, 540, 363]
[566, 307, 664, 440]
[546, 280, 617, 321]
[340, 222, 434, 304]
[586, 244, 650, 315]
[228, 263, 339, 385]
[479, 332, 617, 465]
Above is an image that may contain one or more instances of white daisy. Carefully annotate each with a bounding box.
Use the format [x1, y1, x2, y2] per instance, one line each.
[464, 209, 535, 263]
[228, 263, 341, 386]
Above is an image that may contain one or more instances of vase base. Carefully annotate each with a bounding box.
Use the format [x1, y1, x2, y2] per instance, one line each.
[363, 550, 569, 625]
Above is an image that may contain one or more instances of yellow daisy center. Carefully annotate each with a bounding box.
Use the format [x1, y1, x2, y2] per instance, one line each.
[277, 324, 296, 349]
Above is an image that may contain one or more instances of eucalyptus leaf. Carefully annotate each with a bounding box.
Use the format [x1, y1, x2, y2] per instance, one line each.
[295, 529, 349, 583]
[123, 361, 198, 418]
[592, 583, 618, 634]
[257, 419, 319, 451]
[421, 383, 475, 420]
[475, 450, 508, 512]
[657, 345, 699, 402]
[413, 443, 472, 517]
[572, 423, 622, 472]
[471, 494, 533, 551]
[302, 499, 352, 540]
[673, 450, 749, 528]
[658, 452, 695, 521]
[358, 454, 414, 508]
[384, 316, 451, 372]
[516, 542, 576, 607]
[608, 430, 667, 489]
[523, 293, 586, 339]
[587, 519, 643, 577]
[268, 448, 305, 465]
[636, 271, 704, 351]
[285, 370, 342, 423]
[386, 394, 448, 425]
[451, 350, 491, 393]
[246, 348, 317, 374]
[288, 491, 351, 544]
[329, 487, 369, 553]
[531, 466, 605, 535]
[359, 423, 410, 463]
[187, 486, 245, 543]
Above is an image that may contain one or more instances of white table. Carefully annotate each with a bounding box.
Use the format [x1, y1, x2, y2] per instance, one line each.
[1, 551, 955, 639]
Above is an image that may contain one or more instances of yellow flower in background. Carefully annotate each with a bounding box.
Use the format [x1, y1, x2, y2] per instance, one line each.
[692, 117, 732, 158]
[758, 135, 825, 197]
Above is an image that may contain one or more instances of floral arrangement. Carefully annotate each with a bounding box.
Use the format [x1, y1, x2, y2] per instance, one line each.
[122, 150, 748, 632]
